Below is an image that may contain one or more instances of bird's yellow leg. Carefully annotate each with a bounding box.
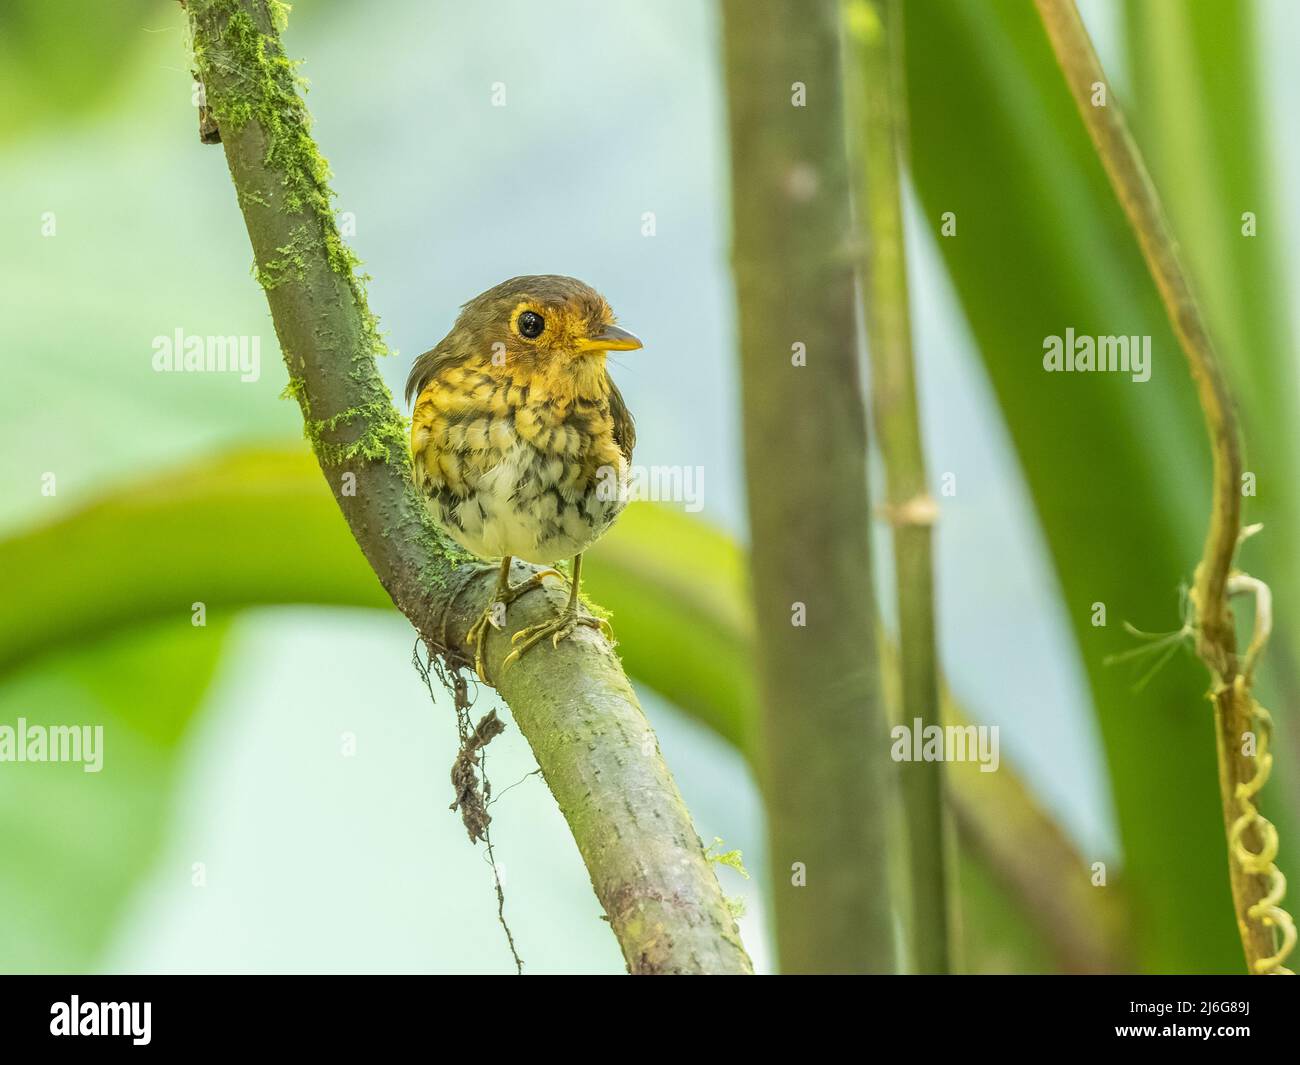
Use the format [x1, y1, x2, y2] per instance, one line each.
[465, 555, 563, 682]
[502, 553, 613, 670]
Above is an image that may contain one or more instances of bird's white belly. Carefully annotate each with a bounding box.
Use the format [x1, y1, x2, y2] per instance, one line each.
[438, 439, 628, 565]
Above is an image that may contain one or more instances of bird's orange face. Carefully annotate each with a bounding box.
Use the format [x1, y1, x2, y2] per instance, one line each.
[499, 293, 642, 369]
[459, 276, 640, 376]
[405, 275, 641, 409]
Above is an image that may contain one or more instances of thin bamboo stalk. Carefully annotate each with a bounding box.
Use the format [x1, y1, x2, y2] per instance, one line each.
[842, 0, 954, 973]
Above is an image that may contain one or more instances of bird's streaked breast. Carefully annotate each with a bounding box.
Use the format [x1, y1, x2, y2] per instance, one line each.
[410, 363, 630, 564]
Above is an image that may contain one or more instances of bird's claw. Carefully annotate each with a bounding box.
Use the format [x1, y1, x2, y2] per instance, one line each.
[501, 610, 612, 671]
[465, 566, 563, 682]
[464, 609, 495, 683]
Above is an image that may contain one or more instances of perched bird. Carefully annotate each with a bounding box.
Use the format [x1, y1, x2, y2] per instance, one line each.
[406, 275, 642, 680]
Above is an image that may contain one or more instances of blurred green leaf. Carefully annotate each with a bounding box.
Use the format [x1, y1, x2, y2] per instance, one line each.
[0, 618, 230, 970]
[0, 449, 389, 674]
[904, 0, 1296, 971]
[0, 0, 161, 142]
[1124, 0, 1293, 439]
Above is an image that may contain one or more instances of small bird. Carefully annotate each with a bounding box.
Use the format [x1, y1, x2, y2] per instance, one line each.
[406, 275, 642, 680]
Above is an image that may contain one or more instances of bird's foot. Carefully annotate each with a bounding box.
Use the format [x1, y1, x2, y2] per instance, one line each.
[466, 566, 563, 682]
[502, 603, 614, 671]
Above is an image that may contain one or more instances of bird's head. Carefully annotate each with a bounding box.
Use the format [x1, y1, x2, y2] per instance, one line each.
[470, 274, 641, 365]
[406, 275, 641, 404]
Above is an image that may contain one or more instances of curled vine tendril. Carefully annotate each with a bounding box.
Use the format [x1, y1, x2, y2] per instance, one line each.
[1225, 574, 1294, 975]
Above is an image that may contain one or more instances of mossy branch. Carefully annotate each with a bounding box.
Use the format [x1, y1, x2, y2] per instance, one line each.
[182, 0, 751, 974]
[843, 0, 954, 974]
[1035, 0, 1293, 974]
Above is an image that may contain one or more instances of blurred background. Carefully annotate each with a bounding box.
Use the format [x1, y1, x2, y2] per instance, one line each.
[1, 0, 1297, 973]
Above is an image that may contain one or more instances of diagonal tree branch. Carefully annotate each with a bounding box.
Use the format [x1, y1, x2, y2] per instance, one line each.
[182, 0, 750, 975]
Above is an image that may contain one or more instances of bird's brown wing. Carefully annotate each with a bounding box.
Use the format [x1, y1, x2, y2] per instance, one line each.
[608, 377, 636, 461]
[404, 344, 466, 407]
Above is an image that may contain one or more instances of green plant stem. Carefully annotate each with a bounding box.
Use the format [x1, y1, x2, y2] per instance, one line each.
[182, 0, 750, 974]
[1034, 0, 1290, 974]
[721, 0, 895, 973]
[843, 0, 953, 973]
[1124, 0, 1300, 847]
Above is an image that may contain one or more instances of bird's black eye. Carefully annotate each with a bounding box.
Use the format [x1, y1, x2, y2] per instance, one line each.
[517, 310, 545, 339]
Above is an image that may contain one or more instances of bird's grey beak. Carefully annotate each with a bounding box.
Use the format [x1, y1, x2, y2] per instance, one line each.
[578, 324, 643, 352]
